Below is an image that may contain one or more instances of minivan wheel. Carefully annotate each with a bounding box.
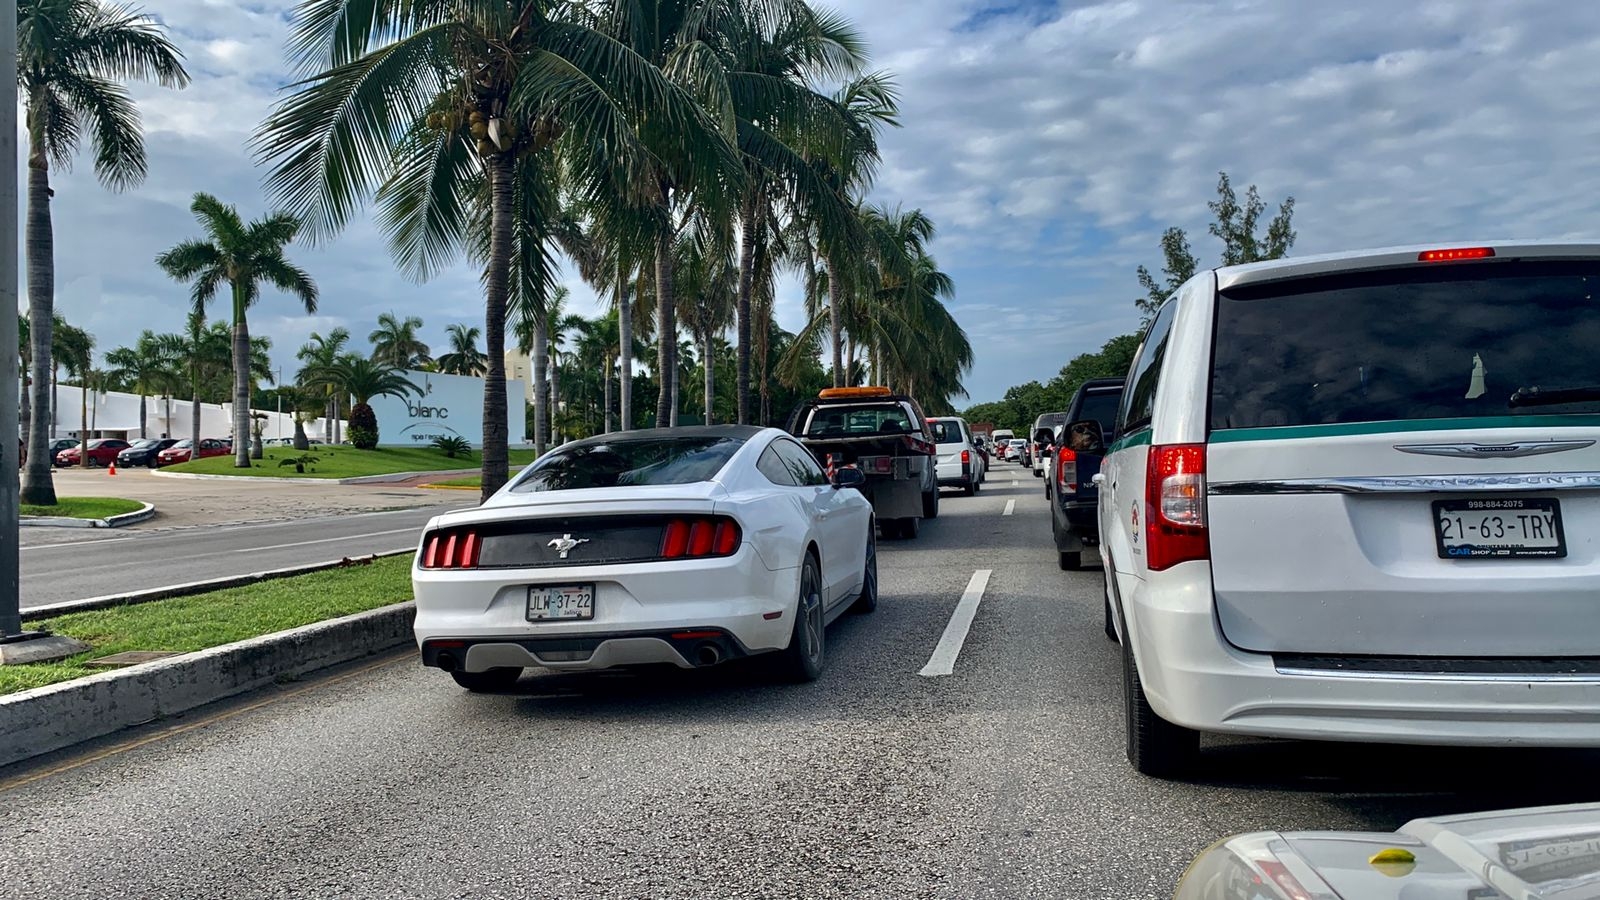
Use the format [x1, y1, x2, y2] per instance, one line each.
[1122, 638, 1199, 778]
[1058, 550, 1082, 571]
[451, 667, 523, 693]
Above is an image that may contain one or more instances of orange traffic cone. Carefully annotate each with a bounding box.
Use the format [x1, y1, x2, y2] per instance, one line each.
[108, 461, 117, 476]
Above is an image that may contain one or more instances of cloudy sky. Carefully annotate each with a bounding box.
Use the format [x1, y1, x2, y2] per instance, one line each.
[19, 0, 1600, 404]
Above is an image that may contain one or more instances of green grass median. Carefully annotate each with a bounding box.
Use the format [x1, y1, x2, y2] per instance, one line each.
[20, 497, 144, 520]
[163, 445, 539, 479]
[0, 554, 415, 696]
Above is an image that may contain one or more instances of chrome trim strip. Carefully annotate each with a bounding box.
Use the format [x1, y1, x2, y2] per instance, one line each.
[1395, 440, 1595, 459]
[1211, 472, 1600, 495]
[1275, 666, 1600, 683]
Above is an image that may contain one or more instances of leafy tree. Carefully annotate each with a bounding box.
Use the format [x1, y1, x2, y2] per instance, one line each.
[436, 323, 487, 376]
[18, 0, 189, 503]
[1135, 171, 1296, 321]
[156, 193, 318, 468]
[296, 328, 350, 442]
[300, 355, 421, 449]
[369, 312, 431, 369]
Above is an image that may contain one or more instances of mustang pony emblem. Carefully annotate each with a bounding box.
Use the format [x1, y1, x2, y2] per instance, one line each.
[547, 534, 590, 559]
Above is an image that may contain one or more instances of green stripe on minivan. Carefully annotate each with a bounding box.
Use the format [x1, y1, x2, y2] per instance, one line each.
[1209, 414, 1600, 444]
[1107, 427, 1153, 454]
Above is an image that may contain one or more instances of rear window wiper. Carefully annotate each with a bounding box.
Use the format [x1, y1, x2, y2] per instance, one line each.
[1509, 386, 1600, 408]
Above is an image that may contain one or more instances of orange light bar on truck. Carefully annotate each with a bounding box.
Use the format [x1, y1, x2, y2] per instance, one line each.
[1419, 247, 1495, 262]
[817, 386, 892, 399]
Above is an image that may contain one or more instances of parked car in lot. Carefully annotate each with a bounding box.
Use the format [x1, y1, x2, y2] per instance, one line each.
[413, 426, 877, 692]
[157, 438, 231, 465]
[927, 416, 983, 495]
[1100, 242, 1600, 777]
[1030, 411, 1070, 478]
[55, 439, 131, 468]
[116, 438, 179, 468]
[1050, 378, 1124, 571]
[1177, 802, 1600, 899]
[46, 438, 78, 466]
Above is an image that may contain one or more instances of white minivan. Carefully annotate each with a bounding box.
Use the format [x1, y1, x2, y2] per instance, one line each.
[928, 416, 983, 495]
[1096, 243, 1600, 777]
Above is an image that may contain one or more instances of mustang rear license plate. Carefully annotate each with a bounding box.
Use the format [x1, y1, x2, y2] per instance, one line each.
[527, 584, 595, 621]
[1433, 498, 1565, 560]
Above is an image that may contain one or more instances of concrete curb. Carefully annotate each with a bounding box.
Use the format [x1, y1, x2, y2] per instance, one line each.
[0, 601, 417, 769]
[152, 467, 479, 486]
[19, 501, 157, 530]
[22, 549, 414, 621]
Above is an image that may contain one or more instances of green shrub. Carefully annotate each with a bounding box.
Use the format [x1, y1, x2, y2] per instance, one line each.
[431, 436, 472, 458]
[278, 454, 320, 474]
[349, 403, 379, 450]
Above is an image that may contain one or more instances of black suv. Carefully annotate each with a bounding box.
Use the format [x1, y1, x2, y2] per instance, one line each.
[1050, 377, 1124, 570]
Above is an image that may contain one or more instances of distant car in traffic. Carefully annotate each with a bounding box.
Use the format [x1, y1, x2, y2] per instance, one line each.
[1050, 378, 1124, 572]
[927, 416, 983, 495]
[992, 429, 1015, 459]
[1006, 438, 1030, 466]
[1101, 242, 1600, 777]
[157, 438, 231, 466]
[117, 438, 179, 468]
[1030, 411, 1070, 478]
[413, 425, 877, 692]
[55, 439, 131, 468]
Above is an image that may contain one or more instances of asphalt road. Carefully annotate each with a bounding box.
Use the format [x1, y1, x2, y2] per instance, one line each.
[5, 462, 1600, 898]
[18, 504, 464, 609]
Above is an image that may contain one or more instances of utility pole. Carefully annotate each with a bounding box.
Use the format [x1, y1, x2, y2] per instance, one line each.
[0, 4, 88, 663]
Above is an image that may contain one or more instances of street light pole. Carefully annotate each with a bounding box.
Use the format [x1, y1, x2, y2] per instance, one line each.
[1, 0, 23, 638]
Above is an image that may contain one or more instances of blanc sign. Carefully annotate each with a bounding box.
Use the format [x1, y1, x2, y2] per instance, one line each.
[369, 370, 527, 447]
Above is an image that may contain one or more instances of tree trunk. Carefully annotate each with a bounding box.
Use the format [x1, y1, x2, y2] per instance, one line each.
[138, 391, 147, 439]
[547, 338, 560, 445]
[324, 396, 333, 442]
[78, 377, 87, 467]
[617, 260, 633, 432]
[480, 152, 514, 501]
[20, 351, 30, 448]
[735, 193, 757, 424]
[231, 284, 252, 468]
[654, 223, 675, 429]
[703, 332, 715, 426]
[602, 352, 614, 433]
[531, 316, 548, 454]
[826, 254, 845, 388]
[21, 148, 56, 504]
[293, 418, 309, 451]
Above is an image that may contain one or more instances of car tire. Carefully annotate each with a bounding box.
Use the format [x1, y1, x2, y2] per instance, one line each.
[963, 479, 976, 496]
[851, 530, 878, 614]
[777, 555, 825, 682]
[450, 667, 523, 693]
[902, 515, 920, 539]
[1058, 550, 1083, 571]
[1123, 636, 1199, 778]
[922, 487, 939, 519]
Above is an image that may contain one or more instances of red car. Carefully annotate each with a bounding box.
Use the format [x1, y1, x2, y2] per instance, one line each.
[55, 439, 132, 468]
[156, 438, 232, 466]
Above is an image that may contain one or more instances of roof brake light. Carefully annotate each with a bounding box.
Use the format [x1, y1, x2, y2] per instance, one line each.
[1419, 247, 1495, 262]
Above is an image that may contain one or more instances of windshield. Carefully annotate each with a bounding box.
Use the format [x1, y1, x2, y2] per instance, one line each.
[928, 420, 964, 444]
[170, 440, 193, 449]
[130, 439, 160, 449]
[1077, 390, 1122, 436]
[1211, 261, 1600, 430]
[511, 436, 745, 492]
[803, 403, 915, 436]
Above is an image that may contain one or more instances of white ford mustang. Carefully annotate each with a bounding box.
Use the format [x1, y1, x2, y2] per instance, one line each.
[412, 425, 877, 691]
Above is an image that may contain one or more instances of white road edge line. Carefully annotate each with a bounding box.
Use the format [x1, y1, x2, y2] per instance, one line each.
[919, 569, 993, 678]
[236, 528, 420, 553]
[1003, 499, 1016, 516]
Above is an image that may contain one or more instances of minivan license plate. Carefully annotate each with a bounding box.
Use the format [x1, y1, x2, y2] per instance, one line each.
[527, 584, 595, 620]
[1433, 498, 1565, 560]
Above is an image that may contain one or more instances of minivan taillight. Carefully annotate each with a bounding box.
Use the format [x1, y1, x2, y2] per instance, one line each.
[660, 516, 741, 559]
[1055, 448, 1078, 495]
[421, 529, 481, 569]
[1145, 444, 1207, 571]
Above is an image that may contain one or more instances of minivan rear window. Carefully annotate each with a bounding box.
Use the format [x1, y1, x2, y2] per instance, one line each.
[1210, 260, 1600, 430]
[511, 436, 744, 492]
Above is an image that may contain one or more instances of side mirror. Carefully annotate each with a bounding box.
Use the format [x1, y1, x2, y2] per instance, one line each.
[1064, 420, 1106, 454]
[831, 466, 866, 489]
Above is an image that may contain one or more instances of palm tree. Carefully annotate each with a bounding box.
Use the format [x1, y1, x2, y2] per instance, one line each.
[301, 355, 421, 449]
[369, 312, 431, 369]
[296, 328, 349, 443]
[256, 0, 738, 501]
[104, 331, 174, 438]
[18, 0, 188, 503]
[436, 323, 486, 376]
[156, 193, 318, 467]
[17, 316, 31, 448]
[56, 324, 93, 466]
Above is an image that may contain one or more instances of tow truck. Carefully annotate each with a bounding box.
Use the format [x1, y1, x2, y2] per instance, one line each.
[785, 387, 939, 539]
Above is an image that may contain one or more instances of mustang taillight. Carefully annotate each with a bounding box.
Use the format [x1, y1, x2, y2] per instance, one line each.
[1056, 448, 1078, 495]
[1145, 444, 1208, 571]
[421, 529, 481, 569]
[660, 517, 741, 559]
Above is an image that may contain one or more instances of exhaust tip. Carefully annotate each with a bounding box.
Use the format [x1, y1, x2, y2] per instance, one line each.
[437, 651, 459, 672]
[694, 643, 722, 667]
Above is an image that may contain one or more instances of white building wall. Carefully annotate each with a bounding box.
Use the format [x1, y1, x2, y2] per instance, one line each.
[41, 384, 334, 442]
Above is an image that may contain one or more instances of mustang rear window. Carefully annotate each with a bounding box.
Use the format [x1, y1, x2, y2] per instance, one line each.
[1211, 260, 1600, 430]
[511, 437, 744, 492]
